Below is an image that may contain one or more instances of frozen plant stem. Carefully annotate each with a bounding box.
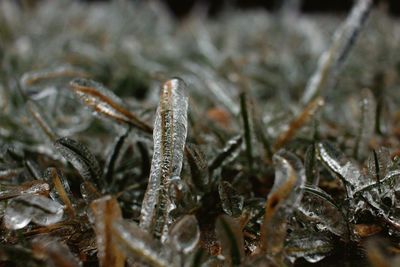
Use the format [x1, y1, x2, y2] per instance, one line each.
[140, 78, 188, 240]
[301, 0, 373, 104]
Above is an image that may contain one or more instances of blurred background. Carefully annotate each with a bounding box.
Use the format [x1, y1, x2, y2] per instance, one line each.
[82, 0, 399, 17]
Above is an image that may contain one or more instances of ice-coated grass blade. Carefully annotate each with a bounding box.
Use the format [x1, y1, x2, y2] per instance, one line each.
[54, 137, 102, 187]
[317, 141, 364, 194]
[103, 127, 130, 186]
[32, 238, 81, 267]
[240, 92, 254, 170]
[168, 215, 200, 254]
[26, 100, 58, 142]
[21, 65, 88, 89]
[353, 89, 376, 160]
[215, 215, 244, 266]
[301, 0, 373, 104]
[70, 78, 152, 133]
[112, 220, 172, 267]
[140, 78, 188, 238]
[91, 196, 125, 267]
[208, 135, 243, 174]
[274, 97, 324, 151]
[185, 143, 209, 192]
[44, 167, 75, 218]
[4, 194, 64, 230]
[218, 181, 244, 218]
[260, 150, 305, 255]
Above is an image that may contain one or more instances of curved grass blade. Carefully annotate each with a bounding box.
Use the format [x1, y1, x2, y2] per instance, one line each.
[21, 65, 88, 89]
[70, 78, 152, 133]
[4, 194, 64, 230]
[273, 97, 324, 151]
[208, 135, 243, 174]
[54, 137, 102, 187]
[301, 0, 373, 104]
[91, 196, 125, 267]
[140, 78, 188, 238]
[215, 215, 244, 266]
[260, 150, 305, 255]
[104, 127, 130, 186]
[112, 220, 172, 267]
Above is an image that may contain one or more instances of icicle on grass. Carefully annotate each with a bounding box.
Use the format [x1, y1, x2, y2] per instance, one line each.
[140, 78, 188, 239]
[260, 150, 305, 257]
[70, 78, 153, 133]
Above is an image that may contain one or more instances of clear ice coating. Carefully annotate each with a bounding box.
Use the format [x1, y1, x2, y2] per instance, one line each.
[168, 215, 200, 254]
[70, 78, 152, 133]
[112, 219, 172, 267]
[218, 181, 244, 217]
[301, 0, 373, 104]
[26, 100, 58, 143]
[54, 137, 102, 187]
[298, 185, 348, 237]
[4, 194, 64, 230]
[0, 180, 50, 201]
[140, 78, 188, 237]
[261, 150, 305, 255]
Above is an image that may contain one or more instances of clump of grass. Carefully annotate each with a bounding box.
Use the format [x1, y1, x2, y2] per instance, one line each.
[1, 0, 400, 266]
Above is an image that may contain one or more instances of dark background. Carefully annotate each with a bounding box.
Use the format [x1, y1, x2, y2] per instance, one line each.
[86, 0, 399, 18]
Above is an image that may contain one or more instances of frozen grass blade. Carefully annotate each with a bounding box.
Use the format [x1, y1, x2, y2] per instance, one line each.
[209, 135, 243, 174]
[0, 180, 49, 201]
[274, 97, 324, 151]
[112, 220, 172, 267]
[70, 78, 152, 133]
[215, 215, 244, 266]
[240, 92, 254, 170]
[26, 100, 58, 142]
[185, 143, 209, 191]
[260, 150, 305, 256]
[32, 238, 81, 267]
[140, 78, 188, 238]
[54, 137, 102, 187]
[301, 0, 373, 104]
[44, 167, 75, 218]
[91, 196, 125, 267]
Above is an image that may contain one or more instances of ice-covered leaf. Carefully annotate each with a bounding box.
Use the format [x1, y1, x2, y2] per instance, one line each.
[91, 196, 125, 267]
[4, 194, 64, 230]
[54, 137, 102, 186]
[298, 185, 348, 237]
[140, 78, 188, 238]
[215, 215, 244, 266]
[168, 215, 200, 254]
[261, 150, 305, 255]
[185, 143, 209, 191]
[209, 135, 242, 173]
[367, 147, 391, 185]
[218, 181, 244, 217]
[70, 78, 152, 133]
[112, 219, 172, 267]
